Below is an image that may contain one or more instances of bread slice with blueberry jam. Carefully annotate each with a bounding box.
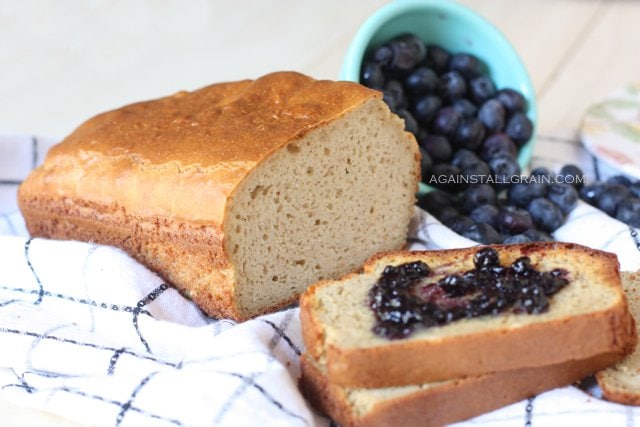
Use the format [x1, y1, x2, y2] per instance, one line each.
[300, 242, 636, 388]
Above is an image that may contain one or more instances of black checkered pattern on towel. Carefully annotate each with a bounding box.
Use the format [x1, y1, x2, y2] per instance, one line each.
[3, 133, 640, 426]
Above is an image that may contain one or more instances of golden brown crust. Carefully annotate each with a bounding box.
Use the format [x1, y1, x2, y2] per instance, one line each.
[18, 72, 382, 321]
[301, 242, 637, 387]
[50, 72, 379, 168]
[300, 351, 625, 427]
[300, 355, 357, 426]
[598, 385, 640, 406]
[19, 196, 243, 318]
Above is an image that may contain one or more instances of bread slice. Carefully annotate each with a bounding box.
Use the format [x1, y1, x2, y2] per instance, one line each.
[300, 351, 624, 427]
[17, 72, 420, 321]
[300, 242, 636, 388]
[597, 271, 640, 405]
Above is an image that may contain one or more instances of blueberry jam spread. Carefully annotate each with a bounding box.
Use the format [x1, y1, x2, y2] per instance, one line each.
[368, 247, 569, 339]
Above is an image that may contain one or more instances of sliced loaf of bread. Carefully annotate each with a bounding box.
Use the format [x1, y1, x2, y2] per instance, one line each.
[300, 243, 636, 388]
[301, 351, 624, 427]
[597, 271, 640, 405]
[18, 71, 420, 321]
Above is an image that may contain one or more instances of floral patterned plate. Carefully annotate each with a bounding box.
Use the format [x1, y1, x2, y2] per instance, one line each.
[581, 82, 640, 179]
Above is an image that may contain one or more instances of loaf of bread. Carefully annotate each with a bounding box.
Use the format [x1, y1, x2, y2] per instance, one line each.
[597, 271, 640, 405]
[301, 351, 623, 427]
[300, 243, 636, 388]
[18, 71, 420, 321]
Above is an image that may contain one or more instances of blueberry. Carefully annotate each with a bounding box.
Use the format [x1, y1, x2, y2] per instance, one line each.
[530, 167, 554, 183]
[469, 76, 496, 105]
[412, 95, 442, 124]
[425, 44, 450, 73]
[418, 189, 453, 216]
[413, 95, 442, 124]
[420, 134, 452, 162]
[448, 53, 482, 79]
[630, 182, 640, 198]
[489, 154, 521, 187]
[431, 107, 462, 137]
[547, 183, 578, 214]
[607, 175, 633, 187]
[579, 183, 606, 206]
[478, 99, 506, 134]
[439, 211, 461, 228]
[596, 183, 631, 216]
[496, 88, 527, 114]
[436, 206, 460, 224]
[404, 67, 439, 95]
[382, 80, 406, 112]
[528, 198, 565, 232]
[616, 198, 640, 227]
[481, 133, 517, 161]
[416, 127, 428, 141]
[438, 71, 467, 101]
[372, 45, 393, 67]
[460, 160, 491, 183]
[505, 112, 533, 146]
[453, 117, 485, 151]
[451, 149, 480, 169]
[396, 109, 419, 134]
[451, 98, 478, 118]
[361, 62, 385, 89]
[427, 163, 463, 191]
[508, 182, 547, 208]
[388, 34, 427, 71]
[449, 215, 475, 234]
[470, 204, 500, 229]
[439, 274, 468, 297]
[419, 147, 433, 181]
[523, 229, 554, 242]
[502, 234, 533, 244]
[473, 247, 500, 268]
[497, 206, 534, 234]
[462, 184, 496, 213]
[558, 164, 585, 190]
[462, 223, 502, 245]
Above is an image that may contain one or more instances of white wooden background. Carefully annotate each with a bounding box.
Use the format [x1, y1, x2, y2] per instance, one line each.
[1, 0, 639, 425]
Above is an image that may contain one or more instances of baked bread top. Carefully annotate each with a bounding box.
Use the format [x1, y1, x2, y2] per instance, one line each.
[23, 71, 380, 224]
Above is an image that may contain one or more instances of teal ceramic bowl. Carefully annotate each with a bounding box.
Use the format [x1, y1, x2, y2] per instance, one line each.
[340, 0, 536, 196]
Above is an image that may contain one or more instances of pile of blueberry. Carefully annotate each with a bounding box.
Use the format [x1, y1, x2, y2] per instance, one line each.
[360, 33, 532, 193]
[580, 174, 640, 227]
[369, 247, 569, 339]
[418, 164, 583, 244]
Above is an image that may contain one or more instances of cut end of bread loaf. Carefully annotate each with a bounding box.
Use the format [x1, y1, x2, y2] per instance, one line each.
[224, 98, 418, 319]
[597, 271, 640, 405]
[300, 243, 636, 387]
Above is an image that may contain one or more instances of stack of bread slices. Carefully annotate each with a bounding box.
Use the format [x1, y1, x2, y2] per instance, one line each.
[299, 243, 637, 427]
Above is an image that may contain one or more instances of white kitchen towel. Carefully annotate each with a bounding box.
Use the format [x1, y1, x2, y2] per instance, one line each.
[2, 132, 640, 427]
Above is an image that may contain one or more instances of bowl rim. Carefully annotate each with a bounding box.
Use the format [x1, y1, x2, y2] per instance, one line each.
[339, 0, 537, 194]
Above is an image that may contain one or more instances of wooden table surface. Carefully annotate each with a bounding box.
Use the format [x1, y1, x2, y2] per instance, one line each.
[1, 0, 639, 425]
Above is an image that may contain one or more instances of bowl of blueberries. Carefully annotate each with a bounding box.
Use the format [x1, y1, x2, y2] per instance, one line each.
[340, 0, 568, 245]
[341, 0, 536, 189]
